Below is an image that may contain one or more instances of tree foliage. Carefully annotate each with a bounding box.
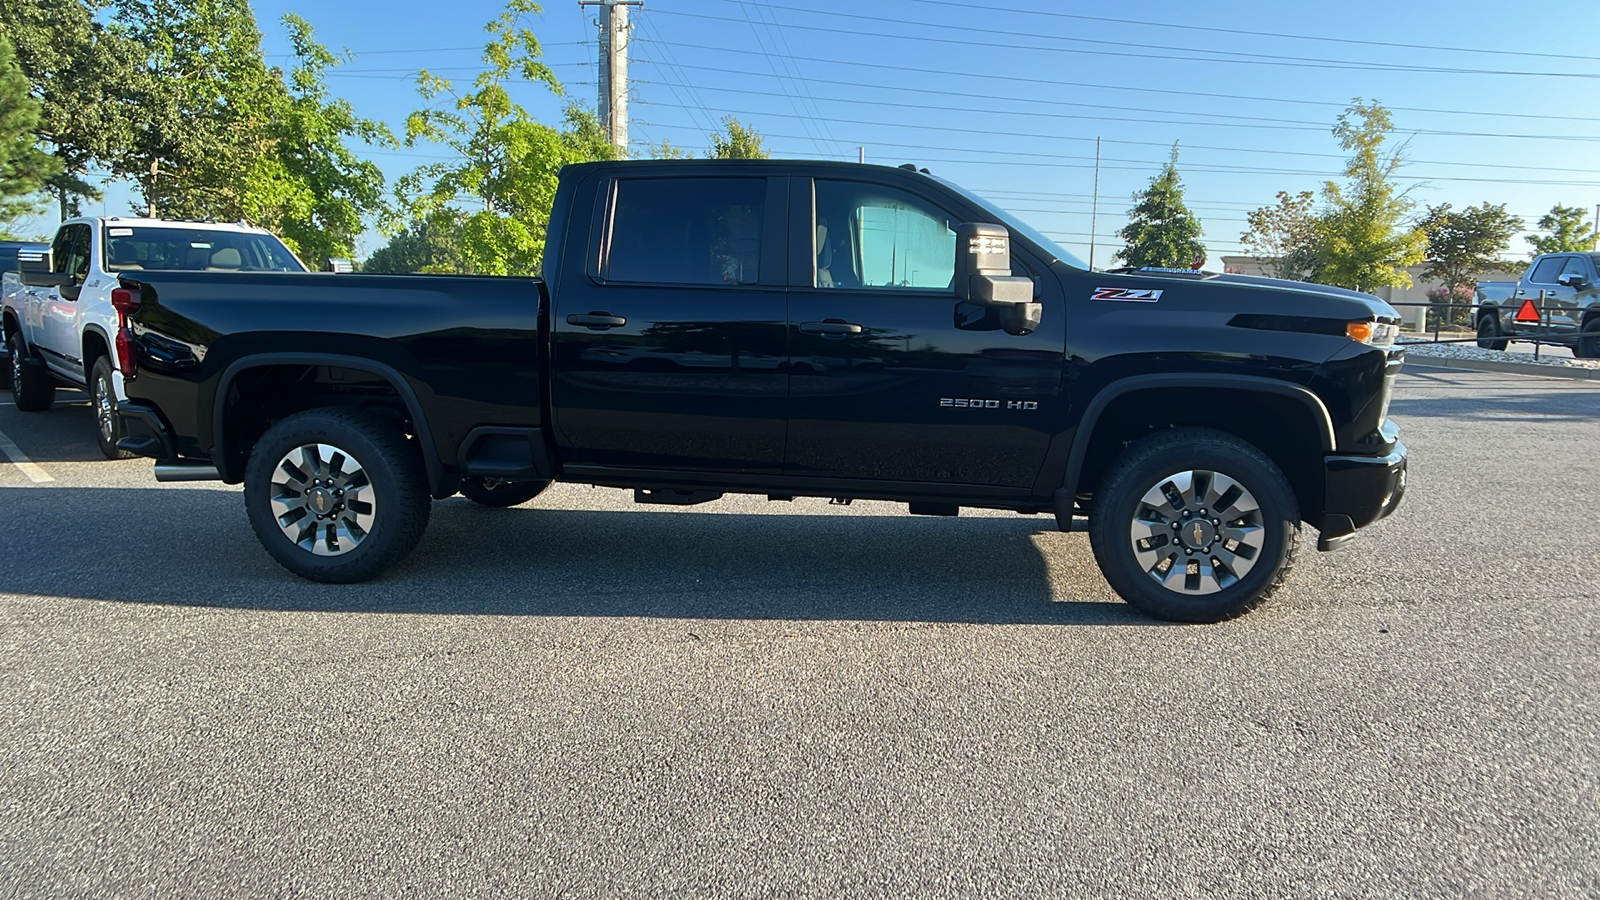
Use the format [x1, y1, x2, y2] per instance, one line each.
[396, 0, 614, 276]
[0, 0, 135, 217]
[1418, 202, 1522, 292]
[1241, 191, 1319, 281]
[1114, 143, 1205, 269]
[1314, 100, 1426, 292]
[0, 34, 59, 228]
[1241, 100, 1425, 292]
[1527, 204, 1598, 256]
[363, 215, 467, 274]
[708, 117, 769, 159]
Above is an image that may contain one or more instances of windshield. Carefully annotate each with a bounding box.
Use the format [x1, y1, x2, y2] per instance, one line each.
[934, 177, 1089, 270]
[103, 226, 306, 273]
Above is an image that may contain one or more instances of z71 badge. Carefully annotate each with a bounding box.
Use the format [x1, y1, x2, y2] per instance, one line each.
[1092, 287, 1163, 302]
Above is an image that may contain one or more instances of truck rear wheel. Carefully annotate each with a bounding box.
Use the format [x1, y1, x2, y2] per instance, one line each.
[458, 477, 551, 507]
[1577, 317, 1600, 359]
[91, 357, 135, 460]
[8, 333, 55, 412]
[243, 407, 431, 583]
[1088, 428, 1300, 623]
[1477, 313, 1508, 351]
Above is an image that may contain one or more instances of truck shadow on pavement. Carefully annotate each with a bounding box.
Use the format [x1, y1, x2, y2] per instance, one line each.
[0, 487, 1157, 626]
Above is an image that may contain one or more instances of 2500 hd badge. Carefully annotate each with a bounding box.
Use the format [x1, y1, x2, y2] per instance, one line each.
[940, 398, 1039, 409]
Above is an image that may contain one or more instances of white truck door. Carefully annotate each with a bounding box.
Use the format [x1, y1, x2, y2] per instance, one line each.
[41, 223, 92, 380]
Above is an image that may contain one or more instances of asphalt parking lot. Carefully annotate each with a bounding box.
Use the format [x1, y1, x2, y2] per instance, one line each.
[1, 368, 1596, 899]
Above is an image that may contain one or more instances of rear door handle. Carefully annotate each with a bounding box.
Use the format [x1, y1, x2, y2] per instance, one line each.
[799, 320, 862, 335]
[567, 312, 627, 329]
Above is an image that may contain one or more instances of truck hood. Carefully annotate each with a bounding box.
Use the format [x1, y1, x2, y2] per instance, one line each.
[1093, 267, 1401, 323]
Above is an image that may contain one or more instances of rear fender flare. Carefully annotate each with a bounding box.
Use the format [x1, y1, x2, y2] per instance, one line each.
[212, 353, 444, 495]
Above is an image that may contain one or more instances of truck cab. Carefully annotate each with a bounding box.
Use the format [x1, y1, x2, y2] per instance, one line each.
[2, 217, 307, 456]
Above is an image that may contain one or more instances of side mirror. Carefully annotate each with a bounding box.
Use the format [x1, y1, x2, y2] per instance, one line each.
[326, 258, 353, 274]
[953, 223, 1040, 335]
[18, 249, 72, 288]
[1557, 272, 1589, 290]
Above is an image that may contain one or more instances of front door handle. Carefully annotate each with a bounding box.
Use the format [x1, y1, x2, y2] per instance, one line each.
[799, 320, 862, 335]
[567, 312, 627, 329]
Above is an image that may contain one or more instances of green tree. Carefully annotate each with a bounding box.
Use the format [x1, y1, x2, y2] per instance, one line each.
[708, 117, 769, 159]
[239, 15, 392, 262]
[364, 215, 467, 274]
[0, 34, 59, 227]
[1240, 190, 1319, 281]
[1313, 99, 1426, 291]
[1527, 204, 1598, 255]
[1418, 202, 1523, 292]
[0, 0, 137, 218]
[645, 138, 691, 159]
[396, 0, 614, 276]
[1114, 143, 1205, 269]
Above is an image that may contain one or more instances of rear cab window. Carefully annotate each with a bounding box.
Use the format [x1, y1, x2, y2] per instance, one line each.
[602, 178, 766, 286]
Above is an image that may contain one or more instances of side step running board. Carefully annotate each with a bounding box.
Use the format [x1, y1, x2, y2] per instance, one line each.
[154, 462, 221, 482]
[634, 488, 723, 506]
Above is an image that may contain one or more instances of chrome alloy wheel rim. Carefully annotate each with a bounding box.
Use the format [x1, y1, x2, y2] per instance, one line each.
[9, 347, 20, 390]
[1128, 470, 1266, 595]
[269, 443, 377, 556]
[94, 371, 115, 441]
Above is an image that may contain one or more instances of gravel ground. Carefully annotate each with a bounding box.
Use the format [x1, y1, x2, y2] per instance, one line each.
[1400, 335, 1600, 369]
[1, 372, 1596, 899]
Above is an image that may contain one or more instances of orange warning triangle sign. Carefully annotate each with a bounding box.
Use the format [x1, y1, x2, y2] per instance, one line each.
[1514, 298, 1541, 323]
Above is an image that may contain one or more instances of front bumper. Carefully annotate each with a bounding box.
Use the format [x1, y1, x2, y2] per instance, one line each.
[115, 399, 176, 461]
[1317, 438, 1407, 551]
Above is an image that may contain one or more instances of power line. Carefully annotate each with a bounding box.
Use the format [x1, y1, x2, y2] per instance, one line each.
[632, 59, 1600, 170]
[662, 7, 1600, 81]
[897, 0, 1599, 63]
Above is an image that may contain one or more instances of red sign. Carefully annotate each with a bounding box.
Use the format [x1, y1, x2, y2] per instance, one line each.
[1514, 299, 1541, 323]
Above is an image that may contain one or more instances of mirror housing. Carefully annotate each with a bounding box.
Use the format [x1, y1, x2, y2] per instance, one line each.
[953, 223, 1040, 335]
[18, 249, 72, 288]
[1557, 272, 1588, 290]
[326, 258, 353, 274]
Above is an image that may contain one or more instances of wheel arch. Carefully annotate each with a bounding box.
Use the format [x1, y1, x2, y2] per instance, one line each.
[211, 353, 446, 496]
[1058, 374, 1334, 528]
[82, 325, 112, 372]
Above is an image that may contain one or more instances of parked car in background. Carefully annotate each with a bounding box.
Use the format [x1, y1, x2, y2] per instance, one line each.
[0, 240, 50, 386]
[2, 218, 307, 457]
[1474, 252, 1600, 357]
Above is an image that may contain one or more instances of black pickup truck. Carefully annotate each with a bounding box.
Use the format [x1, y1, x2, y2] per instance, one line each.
[107, 160, 1406, 622]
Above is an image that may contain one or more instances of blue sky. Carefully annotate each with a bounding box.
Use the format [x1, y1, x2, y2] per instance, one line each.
[42, 0, 1600, 266]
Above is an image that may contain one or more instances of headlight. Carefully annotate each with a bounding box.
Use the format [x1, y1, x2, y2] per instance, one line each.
[1347, 321, 1398, 347]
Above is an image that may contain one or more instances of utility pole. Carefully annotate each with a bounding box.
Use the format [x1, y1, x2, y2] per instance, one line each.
[858, 146, 865, 165]
[1088, 136, 1101, 270]
[579, 0, 643, 157]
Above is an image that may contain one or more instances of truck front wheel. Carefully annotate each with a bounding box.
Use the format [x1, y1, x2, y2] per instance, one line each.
[243, 407, 431, 583]
[8, 333, 55, 412]
[1577, 317, 1600, 359]
[1088, 428, 1300, 623]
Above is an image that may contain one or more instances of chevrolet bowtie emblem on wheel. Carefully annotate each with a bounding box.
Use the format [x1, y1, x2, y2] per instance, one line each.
[1192, 523, 1204, 546]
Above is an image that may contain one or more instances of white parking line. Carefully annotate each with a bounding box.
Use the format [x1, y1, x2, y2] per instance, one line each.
[0, 426, 53, 483]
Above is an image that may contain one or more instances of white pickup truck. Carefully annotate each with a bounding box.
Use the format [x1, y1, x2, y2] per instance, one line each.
[3, 217, 308, 457]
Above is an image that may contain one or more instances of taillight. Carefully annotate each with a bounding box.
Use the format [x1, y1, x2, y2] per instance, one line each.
[111, 286, 140, 377]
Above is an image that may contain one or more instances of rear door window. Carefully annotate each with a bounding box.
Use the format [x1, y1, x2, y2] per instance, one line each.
[604, 178, 765, 286]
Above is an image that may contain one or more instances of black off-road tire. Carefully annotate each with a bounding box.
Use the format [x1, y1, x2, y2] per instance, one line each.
[1477, 313, 1508, 351]
[243, 407, 431, 583]
[90, 357, 134, 460]
[458, 477, 551, 508]
[1088, 428, 1301, 624]
[8, 332, 55, 411]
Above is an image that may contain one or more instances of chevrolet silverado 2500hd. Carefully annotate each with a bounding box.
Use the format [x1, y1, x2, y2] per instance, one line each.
[109, 160, 1407, 622]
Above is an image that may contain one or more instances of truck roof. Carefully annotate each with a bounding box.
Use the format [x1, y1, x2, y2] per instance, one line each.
[62, 217, 281, 235]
